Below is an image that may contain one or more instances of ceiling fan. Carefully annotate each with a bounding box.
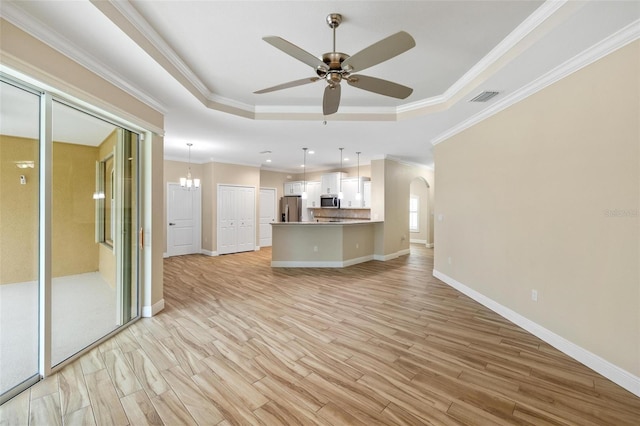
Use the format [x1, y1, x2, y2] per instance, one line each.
[254, 13, 415, 115]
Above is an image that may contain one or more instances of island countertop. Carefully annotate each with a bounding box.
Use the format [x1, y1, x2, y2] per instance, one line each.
[270, 220, 383, 267]
[271, 220, 382, 226]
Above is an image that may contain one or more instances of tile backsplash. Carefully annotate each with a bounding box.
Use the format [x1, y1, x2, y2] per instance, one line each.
[309, 208, 371, 221]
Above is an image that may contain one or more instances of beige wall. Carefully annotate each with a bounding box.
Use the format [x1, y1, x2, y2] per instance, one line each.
[52, 142, 99, 277]
[372, 159, 435, 257]
[0, 136, 39, 284]
[434, 41, 639, 377]
[261, 169, 290, 192]
[297, 164, 373, 183]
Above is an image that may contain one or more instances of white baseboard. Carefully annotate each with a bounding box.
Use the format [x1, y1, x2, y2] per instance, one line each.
[163, 252, 169, 258]
[433, 269, 640, 397]
[201, 250, 218, 256]
[272, 254, 373, 268]
[425, 243, 434, 248]
[410, 239, 427, 244]
[374, 248, 411, 261]
[142, 299, 165, 318]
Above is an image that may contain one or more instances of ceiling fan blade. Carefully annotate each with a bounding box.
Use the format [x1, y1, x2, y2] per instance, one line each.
[347, 75, 413, 99]
[323, 83, 341, 115]
[254, 77, 320, 94]
[263, 36, 328, 71]
[341, 31, 415, 73]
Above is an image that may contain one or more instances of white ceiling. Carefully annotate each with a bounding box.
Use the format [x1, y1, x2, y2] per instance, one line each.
[1, 1, 639, 172]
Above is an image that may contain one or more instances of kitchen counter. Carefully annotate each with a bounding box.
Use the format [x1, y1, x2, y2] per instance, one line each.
[273, 220, 377, 225]
[270, 220, 383, 267]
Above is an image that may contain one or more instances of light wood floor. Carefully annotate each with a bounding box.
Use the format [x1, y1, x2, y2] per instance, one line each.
[2, 245, 639, 425]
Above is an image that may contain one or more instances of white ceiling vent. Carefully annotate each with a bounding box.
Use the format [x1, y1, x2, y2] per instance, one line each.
[469, 91, 500, 102]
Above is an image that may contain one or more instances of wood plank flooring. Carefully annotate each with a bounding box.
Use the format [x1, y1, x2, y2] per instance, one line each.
[2, 245, 639, 425]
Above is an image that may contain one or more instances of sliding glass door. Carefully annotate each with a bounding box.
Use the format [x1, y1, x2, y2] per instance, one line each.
[0, 80, 41, 397]
[0, 76, 141, 402]
[50, 102, 139, 365]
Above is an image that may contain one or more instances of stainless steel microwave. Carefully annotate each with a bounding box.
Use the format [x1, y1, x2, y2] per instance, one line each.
[320, 195, 340, 208]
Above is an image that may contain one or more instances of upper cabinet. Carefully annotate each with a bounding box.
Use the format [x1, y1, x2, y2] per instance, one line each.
[306, 181, 321, 208]
[320, 172, 346, 195]
[341, 177, 371, 209]
[284, 181, 303, 196]
[363, 181, 372, 209]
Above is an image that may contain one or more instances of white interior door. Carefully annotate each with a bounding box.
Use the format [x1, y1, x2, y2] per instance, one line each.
[237, 187, 255, 252]
[218, 185, 238, 255]
[167, 183, 201, 256]
[259, 188, 276, 247]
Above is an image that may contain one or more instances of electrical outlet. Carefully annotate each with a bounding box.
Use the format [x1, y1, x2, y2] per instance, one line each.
[531, 289, 538, 302]
[313, 245, 318, 252]
[448, 257, 452, 265]
[356, 243, 359, 249]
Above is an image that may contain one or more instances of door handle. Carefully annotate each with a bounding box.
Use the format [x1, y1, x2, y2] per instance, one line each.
[169, 222, 176, 226]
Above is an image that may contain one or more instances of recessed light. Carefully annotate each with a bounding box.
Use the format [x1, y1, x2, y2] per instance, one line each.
[266, 159, 272, 163]
[308, 150, 315, 154]
[344, 158, 350, 162]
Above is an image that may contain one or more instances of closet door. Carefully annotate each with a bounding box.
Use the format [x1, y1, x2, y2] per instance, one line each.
[218, 185, 238, 255]
[217, 185, 255, 255]
[236, 187, 255, 253]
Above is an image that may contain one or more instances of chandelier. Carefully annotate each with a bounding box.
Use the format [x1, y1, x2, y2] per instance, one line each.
[180, 143, 200, 189]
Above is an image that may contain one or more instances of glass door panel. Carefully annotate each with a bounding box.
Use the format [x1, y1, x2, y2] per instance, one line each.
[51, 101, 138, 365]
[0, 81, 41, 397]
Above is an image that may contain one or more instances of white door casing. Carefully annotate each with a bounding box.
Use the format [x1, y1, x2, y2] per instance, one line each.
[167, 183, 202, 256]
[259, 188, 276, 247]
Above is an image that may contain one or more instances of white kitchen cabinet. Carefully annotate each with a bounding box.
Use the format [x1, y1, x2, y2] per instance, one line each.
[284, 181, 303, 195]
[341, 177, 361, 208]
[306, 181, 321, 208]
[320, 172, 346, 195]
[363, 180, 372, 209]
[341, 177, 370, 209]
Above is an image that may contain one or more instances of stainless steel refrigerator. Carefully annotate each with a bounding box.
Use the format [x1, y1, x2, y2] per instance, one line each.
[280, 196, 301, 222]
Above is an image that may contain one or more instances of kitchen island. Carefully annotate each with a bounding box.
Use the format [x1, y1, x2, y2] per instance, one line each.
[271, 220, 383, 267]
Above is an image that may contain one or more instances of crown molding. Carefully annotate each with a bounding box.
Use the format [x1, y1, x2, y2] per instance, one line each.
[441, 0, 566, 102]
[431, 18, 640, 146]
[384, 155, 435, 171]
[1, 1, 167, 115]
[105, 0, 211, 98]
[2, 0, 585, 123]
[93, 0, 567, 120]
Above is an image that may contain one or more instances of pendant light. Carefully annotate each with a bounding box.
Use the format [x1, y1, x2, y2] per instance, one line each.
[301, 147, 308, 200]
[338, 147, 344, 200]
[355, 151, 362, 201]
[180, 143, 200, 189]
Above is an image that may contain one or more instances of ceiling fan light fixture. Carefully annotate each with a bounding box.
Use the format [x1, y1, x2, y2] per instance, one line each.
[255, 13, 415, 115]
